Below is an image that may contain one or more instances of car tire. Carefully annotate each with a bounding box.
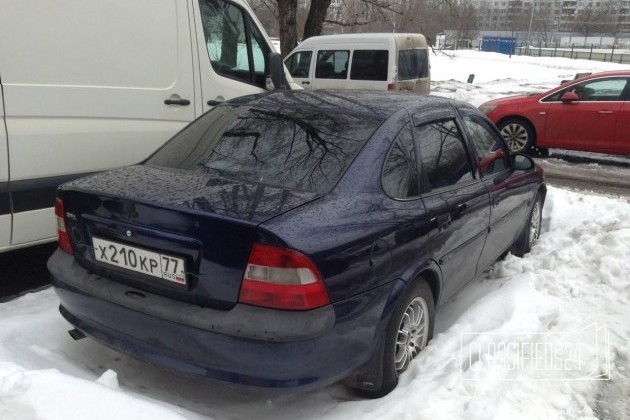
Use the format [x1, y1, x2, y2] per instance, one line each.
[511, 192, 543, 257]
[357, 280, 435, 399]
[498, 118, 535, 153]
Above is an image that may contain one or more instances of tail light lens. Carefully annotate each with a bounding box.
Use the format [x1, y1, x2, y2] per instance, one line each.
[55, 198, 73, 254]
[238, 244, 330, 310]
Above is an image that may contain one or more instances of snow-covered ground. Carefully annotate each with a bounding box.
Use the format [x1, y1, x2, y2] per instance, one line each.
[2, 52, 630, 419]
[431, 49, 629, 106]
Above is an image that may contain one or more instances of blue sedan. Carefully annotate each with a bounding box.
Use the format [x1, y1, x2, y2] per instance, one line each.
[48, 91, 545, 397]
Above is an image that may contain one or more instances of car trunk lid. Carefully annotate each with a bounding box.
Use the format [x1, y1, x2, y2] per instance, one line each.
[60, 165, 318, 308]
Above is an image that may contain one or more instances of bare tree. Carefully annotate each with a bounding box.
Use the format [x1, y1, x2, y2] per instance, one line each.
[251, 0, 422, 56]
[532, 2, 555, 46]
[451, 0, 478, 48]
[570, 6, 609, 39]
[601, 0, 622, 45]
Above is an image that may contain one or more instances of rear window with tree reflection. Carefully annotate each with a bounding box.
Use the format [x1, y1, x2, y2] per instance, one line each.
[146, 105, 382, 194]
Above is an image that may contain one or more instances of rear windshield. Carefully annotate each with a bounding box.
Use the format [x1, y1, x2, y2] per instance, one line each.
[146, 105, 382, 194]
[398, 49, 429, 80]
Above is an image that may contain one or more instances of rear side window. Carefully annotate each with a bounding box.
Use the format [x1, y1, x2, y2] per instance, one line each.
[415, 120, 474, 192]
[147, 106, 382, 194]
[382, 126, 418, 199]
[350, 50, 389, 81]
[398, 49, 429, 80]
[200, 0, 270, 87]
[285, 51, 312, 78]
[315, 50, 349, 79]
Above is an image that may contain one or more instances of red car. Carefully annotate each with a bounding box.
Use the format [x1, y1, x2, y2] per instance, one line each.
[479, 70, 630, 156]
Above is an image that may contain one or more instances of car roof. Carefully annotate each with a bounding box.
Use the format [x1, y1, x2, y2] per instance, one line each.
[225, 90, 462, 120]
[570, 70, 630, 83]
[582, 70, 630, 77]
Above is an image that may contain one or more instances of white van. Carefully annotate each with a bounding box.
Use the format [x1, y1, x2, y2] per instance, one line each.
[0, 0, 295, 252]
[284, 33, 430, 93]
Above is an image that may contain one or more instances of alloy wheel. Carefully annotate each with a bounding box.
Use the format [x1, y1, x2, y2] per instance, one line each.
[529, 200, 542, 248]
[394, 296, 429, 374]
[501, 123, 529, 152]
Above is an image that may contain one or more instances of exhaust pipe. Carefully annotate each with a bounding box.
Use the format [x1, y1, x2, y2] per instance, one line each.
[68, 328, 86, 341]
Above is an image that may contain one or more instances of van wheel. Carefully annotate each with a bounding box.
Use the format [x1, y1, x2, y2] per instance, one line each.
[498, 118, 535, 153]
[357, 280, 434, 398]
[512, 192, 543, 257]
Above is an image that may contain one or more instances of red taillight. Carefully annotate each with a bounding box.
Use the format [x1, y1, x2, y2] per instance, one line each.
[387, 83, 395, 91]
[238, 244, 330, 310]
[55, 198, 73, 254]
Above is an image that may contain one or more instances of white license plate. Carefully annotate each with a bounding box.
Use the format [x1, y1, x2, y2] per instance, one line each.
[92, 237, 186, 285]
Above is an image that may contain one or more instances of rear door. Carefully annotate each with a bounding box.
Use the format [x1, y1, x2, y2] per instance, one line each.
[413, 116, 491, 302]
[397, 48, 430, 93]
[0, 80, 10, 251]
[284, 50, 315, 90]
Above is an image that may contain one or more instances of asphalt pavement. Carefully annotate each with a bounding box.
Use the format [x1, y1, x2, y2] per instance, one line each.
[0, 243, 56, 301]
[535, 151, 630, 197]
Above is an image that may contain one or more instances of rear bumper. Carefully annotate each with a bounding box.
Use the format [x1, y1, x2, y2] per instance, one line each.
[48, 249, 392, 388]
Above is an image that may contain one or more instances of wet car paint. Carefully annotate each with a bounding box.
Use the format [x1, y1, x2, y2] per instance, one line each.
[49, 90, 546, 390]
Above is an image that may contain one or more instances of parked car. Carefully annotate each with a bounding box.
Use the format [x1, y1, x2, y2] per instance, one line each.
[284, 33, 430, 93]
[49, 91, 546, 398]
[479, 70, 630, 155]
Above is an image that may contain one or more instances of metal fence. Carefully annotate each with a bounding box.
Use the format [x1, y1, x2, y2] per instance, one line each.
[515, 45, 630, 65]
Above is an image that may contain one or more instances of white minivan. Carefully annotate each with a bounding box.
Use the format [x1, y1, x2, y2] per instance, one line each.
[284, 33, 430, 93]
[0, 0, 294, 252]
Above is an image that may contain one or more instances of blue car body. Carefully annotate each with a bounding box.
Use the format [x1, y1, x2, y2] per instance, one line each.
[49, 91, 545, 392]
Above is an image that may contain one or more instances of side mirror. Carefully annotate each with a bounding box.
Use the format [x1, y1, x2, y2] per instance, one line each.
[560, 91, 579, 102]
[511, 153, 535, 171]
[266, 52, 286, 90]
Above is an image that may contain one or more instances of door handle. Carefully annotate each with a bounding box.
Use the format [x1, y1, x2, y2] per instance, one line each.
[164, 98, 190, 106]
[207, 100, 223, 106]
[431, 214, 452, 232]
[302, 81, 311, 85]
[598, 110, 613, 114]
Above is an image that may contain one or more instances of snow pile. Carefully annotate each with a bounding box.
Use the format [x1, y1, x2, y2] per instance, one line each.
[0, 363, 187, 420]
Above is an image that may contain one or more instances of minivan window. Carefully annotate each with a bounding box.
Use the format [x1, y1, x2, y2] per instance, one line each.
[350, 50, 389, 81]
[147, 106, 382, 194]
[416, 119, 474, 192]
[316, 50, 349, 79]
[199, 0, 269, 87]
[398, 49, 428, 80]
[286, 51, 313, 78]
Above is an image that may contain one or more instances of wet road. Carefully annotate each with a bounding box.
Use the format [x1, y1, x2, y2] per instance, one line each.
[536, 151, 630, 198]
